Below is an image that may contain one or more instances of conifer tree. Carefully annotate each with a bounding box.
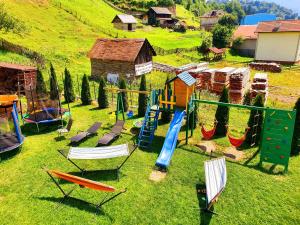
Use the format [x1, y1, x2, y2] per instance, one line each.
[215, 88, 229, 136]
[119, 78, 128, 112]
[81, 74, 92, 105]
[245, 94, 264, 146]
[291, 97, 300, 155]
[49, 63, 59, 100]
[138, 75, 147, 117]
[98, 77, 109, 109]
[161, 76, 172, 123]
[36, 69, 47, 97]
[64, 68, 75, 103]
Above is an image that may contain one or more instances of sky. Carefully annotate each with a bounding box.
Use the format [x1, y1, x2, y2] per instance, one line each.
[261, 0, 300, 13]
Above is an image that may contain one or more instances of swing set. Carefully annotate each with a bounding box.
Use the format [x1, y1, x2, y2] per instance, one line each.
[186, 96, 297, 172]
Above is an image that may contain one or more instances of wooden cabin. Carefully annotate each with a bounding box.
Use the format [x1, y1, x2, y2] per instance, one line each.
[0, 62, 37, 95]
[147, 7, 172, 26]
[87, 38, 156, 81]
[166, 71, 196, 110]
[111, 14, 137, 31]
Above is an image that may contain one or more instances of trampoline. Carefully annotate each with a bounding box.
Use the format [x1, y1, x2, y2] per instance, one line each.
[0, 100, 24, 154]
[23, 107, 70, 132]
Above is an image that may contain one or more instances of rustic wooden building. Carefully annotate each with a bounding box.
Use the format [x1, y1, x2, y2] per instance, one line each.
[87, 38, 156, 81]
[0, 62, 37, 95]
[200, 10, 225, 31]
[111, 14, 137, 31]
[147, 7, 172, 26]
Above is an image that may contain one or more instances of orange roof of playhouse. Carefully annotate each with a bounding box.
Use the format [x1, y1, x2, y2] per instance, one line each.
[87, 38, 156, 62]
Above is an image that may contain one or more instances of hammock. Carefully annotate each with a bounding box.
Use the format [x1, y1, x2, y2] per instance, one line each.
[227, 128, 250, 148]
[201, 121, 218, 140]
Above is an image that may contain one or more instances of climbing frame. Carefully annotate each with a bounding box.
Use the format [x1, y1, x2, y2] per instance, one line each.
[259, 109, 296, 173]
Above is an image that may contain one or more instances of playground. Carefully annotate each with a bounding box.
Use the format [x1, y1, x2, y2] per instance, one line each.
[0, 65, 300, 225]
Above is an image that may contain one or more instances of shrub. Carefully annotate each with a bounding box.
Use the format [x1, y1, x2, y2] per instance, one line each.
[81, 74, 92, 105]
[198, 33, 212, 57]
[218, 14, 238, 28]
[49, 63, 59, 100]
[64, 68, 75, 103]
[119, 78, 128, 112]
[245, 94, 264, 146]
[243, 90, 251, 106]
[291, 97, 300, 155]
[215, 88, 229, 136]
[232, 37, 244, 51]
[189, 103, 198, 129]
[36, 69, 47, 97]
[98, 77, 109, 109]
[138, 75, 147, 117]
[0, 3, 26, 33]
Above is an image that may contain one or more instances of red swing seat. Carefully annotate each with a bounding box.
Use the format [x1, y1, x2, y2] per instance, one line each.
[227, 128, 250, 148]
[201, 121, 218, 140]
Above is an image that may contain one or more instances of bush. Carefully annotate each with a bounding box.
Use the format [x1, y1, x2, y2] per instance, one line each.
[245, 94, 264, 146]
[119, 78, 128, 112]
[215, 88, 229, 136]
[291, 97, 300, 155]
[243, 90, 251, 106]
[188, 103, 198, 129]
[98, 77, 109, 109]
[81, 74, 92, 105]
[36, 69, 47, 97]
[138, 75, 147, 117]
[0, 3, 26, 33]
[212, 24, 233, 48]
[49, 63, 59, 100]
[218, 14, 238, 28]
[199, 32, 212, 55]
[232, 37, 244, 51]
[64, 68, 75, 103]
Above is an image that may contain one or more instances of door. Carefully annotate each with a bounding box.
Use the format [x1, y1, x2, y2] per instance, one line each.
[128, 23, 132, 31]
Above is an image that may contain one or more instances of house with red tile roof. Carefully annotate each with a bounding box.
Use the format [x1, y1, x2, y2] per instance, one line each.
[255, 20, 300, 64]
[87, 38, 156, 81]
[233, 25, 258, 57]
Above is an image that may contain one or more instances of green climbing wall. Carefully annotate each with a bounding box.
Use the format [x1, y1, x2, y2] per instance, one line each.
[260, 109, 296, 172]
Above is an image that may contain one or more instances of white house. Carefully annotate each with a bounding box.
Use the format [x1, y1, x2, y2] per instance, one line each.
[200, 10, 225, 31]
[255, 20, 300, 64]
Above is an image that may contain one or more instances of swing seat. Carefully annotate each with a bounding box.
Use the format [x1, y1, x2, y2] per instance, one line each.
[227, 128, 250, 148]
[201, 126, 216, 140]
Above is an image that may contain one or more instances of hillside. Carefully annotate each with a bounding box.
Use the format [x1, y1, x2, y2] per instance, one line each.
[0, 0, 201, 76]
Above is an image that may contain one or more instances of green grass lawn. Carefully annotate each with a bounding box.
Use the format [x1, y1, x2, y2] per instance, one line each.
[0, 100, 300, 225]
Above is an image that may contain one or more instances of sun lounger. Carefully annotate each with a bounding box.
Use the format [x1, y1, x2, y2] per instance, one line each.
[45, 169, 126, 212]
[70, 122, 101, 144]
[97, 120, 125, 146]
[58, 144, 137, 179]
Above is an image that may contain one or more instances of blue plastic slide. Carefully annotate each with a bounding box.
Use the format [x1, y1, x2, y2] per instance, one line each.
[155, 110, 186, 168]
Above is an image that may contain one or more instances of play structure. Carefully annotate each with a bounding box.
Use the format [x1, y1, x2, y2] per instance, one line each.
[186, 97, 296, 173]
[0, 98, 24, 153]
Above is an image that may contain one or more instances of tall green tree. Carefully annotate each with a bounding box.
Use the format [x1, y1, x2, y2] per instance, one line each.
[199, 32, 212, 58]
[245, 94, 265, 146]
[80, 74, 92, 105]
[215, 88, 229, 136]
[49, 63, 59, 100]
[212, 24, 233, 48]
[119, 78, 128, 112]
[161, 76, 172, 123]
[138, 75, 147, 117]
[291, 97, 300, 155]
[218, 14, 237, 28]
[36, 69, 47, 97]
[64, 68, 75, 103]
[98, 77, 109, 109]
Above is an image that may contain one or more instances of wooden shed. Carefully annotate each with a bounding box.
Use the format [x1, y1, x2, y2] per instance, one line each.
[111, 14, 137, 31]
[0, 62, 37, 95]
[166, 71, 196, 109]
[87, 38, 156, 81]
[147, 7, 172, 26]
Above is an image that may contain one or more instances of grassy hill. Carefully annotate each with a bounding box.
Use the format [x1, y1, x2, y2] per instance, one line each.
[0, 0, 201, 78]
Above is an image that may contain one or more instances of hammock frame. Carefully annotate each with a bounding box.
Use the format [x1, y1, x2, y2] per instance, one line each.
[45, 169, 126, 213]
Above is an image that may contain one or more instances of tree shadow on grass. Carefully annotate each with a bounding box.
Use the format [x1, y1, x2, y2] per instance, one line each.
[196, 183, 213, 225]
